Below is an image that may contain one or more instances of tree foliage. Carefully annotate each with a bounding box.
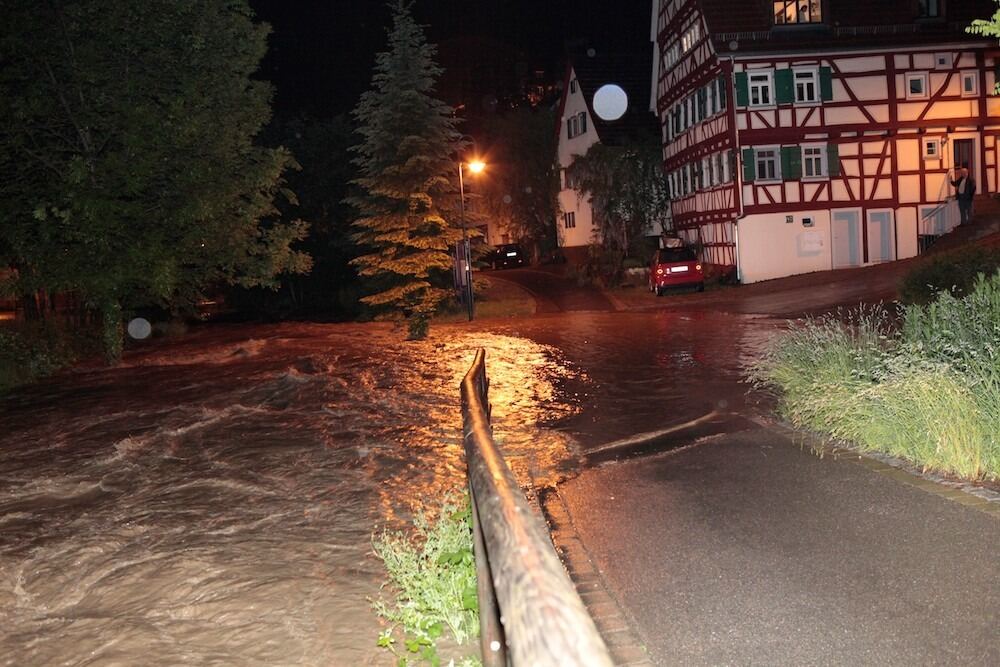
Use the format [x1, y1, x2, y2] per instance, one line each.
[968, 1, 1000, 94]
[349, 0, 465, 339]
[0, 0, 310, 360]
[477, 108, 560, 255]
[569, 137, 670, 283]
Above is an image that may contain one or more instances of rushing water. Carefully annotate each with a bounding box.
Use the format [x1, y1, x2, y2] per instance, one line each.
[0, 312, 775, 665]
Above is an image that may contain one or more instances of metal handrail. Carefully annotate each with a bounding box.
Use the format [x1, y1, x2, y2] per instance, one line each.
[460, 349, 614, 667]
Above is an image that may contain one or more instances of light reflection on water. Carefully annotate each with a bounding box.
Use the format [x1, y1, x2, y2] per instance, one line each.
[0, 322, 578, 666]
[0, 311, 778, 665]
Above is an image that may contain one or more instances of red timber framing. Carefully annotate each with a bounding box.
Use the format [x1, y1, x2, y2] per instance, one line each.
[654, 0, 997, 280]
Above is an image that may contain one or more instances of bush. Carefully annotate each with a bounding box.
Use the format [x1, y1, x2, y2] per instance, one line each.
[0, 321, 85, 392]
[749, 277, 1000, 481]
[372, 493, 480, 666]
[900, 246, 1000, 305]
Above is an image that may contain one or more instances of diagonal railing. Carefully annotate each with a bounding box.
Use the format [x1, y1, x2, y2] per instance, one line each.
[460, 348, 614, 667]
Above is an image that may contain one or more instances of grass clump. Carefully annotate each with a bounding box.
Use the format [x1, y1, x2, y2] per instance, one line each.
[749, 271, 1000, 481]
[900, 246, 1000, 305]
[372, 493, 481, 666]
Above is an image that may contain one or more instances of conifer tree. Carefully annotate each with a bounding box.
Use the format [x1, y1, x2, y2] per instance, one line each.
[350, 0, 465, 339]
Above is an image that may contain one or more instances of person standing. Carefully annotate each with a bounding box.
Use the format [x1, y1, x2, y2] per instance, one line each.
[951, 166, 976, 225]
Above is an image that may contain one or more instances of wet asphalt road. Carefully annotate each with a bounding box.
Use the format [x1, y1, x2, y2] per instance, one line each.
[497, 266, 1000, 666]
[560, 429, 1000, 666]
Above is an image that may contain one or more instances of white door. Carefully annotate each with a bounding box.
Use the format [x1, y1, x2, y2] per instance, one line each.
[866, 211, 894, 263]
[832, 210, 861, 268]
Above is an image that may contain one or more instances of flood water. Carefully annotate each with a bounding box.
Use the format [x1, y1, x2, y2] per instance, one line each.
[0, 312, 777, 665]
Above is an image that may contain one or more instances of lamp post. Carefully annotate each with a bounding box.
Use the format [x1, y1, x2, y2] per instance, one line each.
[458, 159, 485, 321]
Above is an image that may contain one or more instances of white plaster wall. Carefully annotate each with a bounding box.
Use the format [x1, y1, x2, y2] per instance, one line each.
[556, 65, 601, 248]
[737, 210, 832, 283]
[557, 189, 596, 247]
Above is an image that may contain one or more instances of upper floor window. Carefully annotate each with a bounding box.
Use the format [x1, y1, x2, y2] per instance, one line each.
[905, 72, 929, 100]
[566, 111, 588, 139]
[917, 0, 941, 18]
[563, 211, 576, 229]
[794, 68, 819, 103]
[773, 1, 823, 25]
[570, 79, 577, 94]
[802, 145, 827, 178]
[755, 148, 780, 181]
[749, 71, 774, 106]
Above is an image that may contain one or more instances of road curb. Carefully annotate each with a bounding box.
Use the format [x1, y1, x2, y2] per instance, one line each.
[539, 488, 655, 667]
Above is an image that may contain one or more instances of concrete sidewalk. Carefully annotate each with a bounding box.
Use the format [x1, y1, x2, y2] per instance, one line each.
[550, 426, 1000, 666]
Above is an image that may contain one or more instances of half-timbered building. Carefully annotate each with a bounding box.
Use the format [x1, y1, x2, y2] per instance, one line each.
[653, 0, 999, 283]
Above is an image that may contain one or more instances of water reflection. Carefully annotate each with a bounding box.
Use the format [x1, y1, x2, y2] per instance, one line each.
[0, 311, 779, 664]
[0, 323, 576, 665]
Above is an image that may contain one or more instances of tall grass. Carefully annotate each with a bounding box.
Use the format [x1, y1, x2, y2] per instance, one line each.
[749, 272, 1000, 481]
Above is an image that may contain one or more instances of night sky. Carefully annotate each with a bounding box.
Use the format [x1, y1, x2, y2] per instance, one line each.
[249, 0, 652, 118]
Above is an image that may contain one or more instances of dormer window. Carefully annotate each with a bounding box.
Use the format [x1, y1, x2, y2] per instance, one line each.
[917, 0, 941, 18]
[773, 1, 823, 25]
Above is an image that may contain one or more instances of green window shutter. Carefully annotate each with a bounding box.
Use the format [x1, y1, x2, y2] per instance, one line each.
[781, 146, 801, 180]
[734, 72, 749, 107]
[742, 148, 755, 182]
[827, 144, 840, 177]
[819, 66, 833, 101]
[775, 69, 794, 104]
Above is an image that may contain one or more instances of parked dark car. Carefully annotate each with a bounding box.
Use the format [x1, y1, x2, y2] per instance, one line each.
[649, 246, 704, 295]
[489, 243, 527, 269]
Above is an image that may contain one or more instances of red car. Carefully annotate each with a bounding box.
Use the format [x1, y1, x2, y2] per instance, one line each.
[649, 246, 704, 295]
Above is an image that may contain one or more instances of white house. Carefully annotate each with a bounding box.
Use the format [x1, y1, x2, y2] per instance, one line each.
[652, 0, 999, 283]
[555, 52, 664, 263]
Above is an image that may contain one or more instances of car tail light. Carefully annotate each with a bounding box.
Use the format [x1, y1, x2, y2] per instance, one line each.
[696, 264, 702, 271]
[657, 268, 664, 275]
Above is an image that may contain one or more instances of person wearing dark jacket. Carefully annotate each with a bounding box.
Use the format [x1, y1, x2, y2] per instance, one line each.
[951, 166, 976, 225]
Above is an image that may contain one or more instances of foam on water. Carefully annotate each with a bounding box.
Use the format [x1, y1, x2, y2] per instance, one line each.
[0, 322, 578, 665]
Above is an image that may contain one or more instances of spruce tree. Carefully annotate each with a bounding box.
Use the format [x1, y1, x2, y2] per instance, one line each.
[350, 0, 465, 339]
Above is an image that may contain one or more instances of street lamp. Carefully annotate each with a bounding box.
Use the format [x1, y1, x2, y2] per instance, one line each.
[458, 159, 485, 321]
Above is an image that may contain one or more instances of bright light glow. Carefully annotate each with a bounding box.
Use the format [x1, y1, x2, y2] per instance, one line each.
[467, 160, 486, 174]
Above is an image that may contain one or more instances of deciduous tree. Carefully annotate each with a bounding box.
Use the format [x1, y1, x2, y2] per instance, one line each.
[0, 0, 310, 361]
[968, 1, 1000, 93]
[569, 137, 670, 285]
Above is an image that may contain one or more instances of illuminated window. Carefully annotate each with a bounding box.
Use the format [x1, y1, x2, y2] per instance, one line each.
[773, 0, 823, 25]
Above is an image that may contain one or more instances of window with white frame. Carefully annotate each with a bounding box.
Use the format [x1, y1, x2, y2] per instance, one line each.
[922, 137, 940, 159]
[934, 53, 951, 69]
[906, 72, 929, 100]
[705, 156, 715, 187]
[749, 71, 774, 106]
[961, 72, 979, 97]
[570, 79, 577, 94]
[794, 68, 819, 103]
[755, 147, 780, 180]
[802, 145, 827, 178]
[715, 152, 726, 184]
[567, 111, 588, 138]
[563, 211, 576, 229]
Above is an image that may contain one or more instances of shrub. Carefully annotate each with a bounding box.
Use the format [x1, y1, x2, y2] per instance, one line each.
[899, 246, 1000, 305]
[0, 322, 83, 392]
[372, 493, 480, 666]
